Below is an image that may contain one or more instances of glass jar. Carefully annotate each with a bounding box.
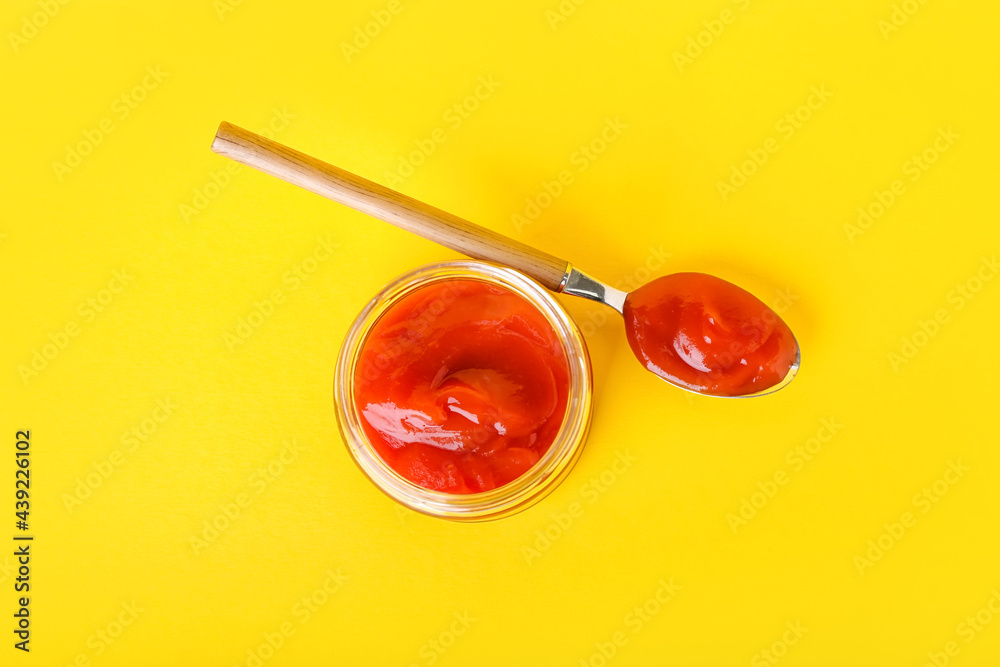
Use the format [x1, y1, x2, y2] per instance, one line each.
[333, 260, 593, 521]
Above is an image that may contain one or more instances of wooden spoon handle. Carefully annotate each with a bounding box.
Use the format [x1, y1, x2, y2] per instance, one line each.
[211, 122, 571, 291]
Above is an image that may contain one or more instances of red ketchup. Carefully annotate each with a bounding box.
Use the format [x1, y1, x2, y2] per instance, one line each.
[354, 280, 570, 493]
[623, 273, 798, 397]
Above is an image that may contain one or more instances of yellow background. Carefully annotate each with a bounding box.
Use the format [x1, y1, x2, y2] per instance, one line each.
[2, 0, 999, 665]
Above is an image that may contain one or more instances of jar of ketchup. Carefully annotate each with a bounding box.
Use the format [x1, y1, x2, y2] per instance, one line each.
[334, 261, 593, 521]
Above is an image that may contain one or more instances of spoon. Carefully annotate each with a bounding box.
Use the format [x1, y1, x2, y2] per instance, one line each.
[210, 122, 800, 398]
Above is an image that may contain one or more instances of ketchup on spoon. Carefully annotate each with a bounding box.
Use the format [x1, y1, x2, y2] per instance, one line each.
[623, 273, 799, 397]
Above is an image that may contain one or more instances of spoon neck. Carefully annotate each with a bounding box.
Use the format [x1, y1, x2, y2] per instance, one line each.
[558, 266, 627, 314]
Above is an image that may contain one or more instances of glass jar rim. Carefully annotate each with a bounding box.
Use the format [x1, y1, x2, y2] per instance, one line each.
[333, 260, 593, 521]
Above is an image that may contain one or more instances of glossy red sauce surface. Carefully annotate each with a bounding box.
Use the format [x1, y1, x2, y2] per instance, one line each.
[354, 279, 570, 493]
[624, 273, 798, 396]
